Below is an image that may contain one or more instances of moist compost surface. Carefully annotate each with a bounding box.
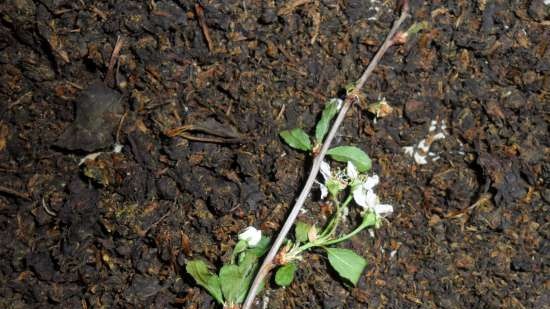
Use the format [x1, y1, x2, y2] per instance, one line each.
[1, 1, 549, 308]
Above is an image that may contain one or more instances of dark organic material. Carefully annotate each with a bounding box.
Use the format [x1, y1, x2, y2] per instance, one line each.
[0, 1, 547, 308]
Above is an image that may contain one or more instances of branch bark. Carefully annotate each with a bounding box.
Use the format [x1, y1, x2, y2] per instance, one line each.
[242, 3, 410, 308]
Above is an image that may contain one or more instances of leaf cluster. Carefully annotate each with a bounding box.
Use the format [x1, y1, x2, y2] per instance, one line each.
[186, 237, 270, 307]
[279, 99, 371, 172]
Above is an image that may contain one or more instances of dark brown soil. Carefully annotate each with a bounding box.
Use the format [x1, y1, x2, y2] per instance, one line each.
[1, 1, 549, 308]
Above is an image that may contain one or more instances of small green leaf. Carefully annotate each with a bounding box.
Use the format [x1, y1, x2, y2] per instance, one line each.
[206, 276, 223, 302]
[219, 264, 242, 303]
[246, 236, 271, 258]
[315, 98, 341, 143]
[231, 240, 248, 263]
[236, 253, 258, 303]
[327, 146, 372, 172]
[186, 260, 224, 304]
[325, 248, 367, 286]
[295, 221, 311, 243]
[280, 128, 312, 151]
[275, 263, 297, 287]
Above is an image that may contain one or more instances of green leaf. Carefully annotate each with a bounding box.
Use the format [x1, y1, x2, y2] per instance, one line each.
[186, 260, 224, 304]
[280, 128, 312, 151]
[275, 263, 297, 287]
[206, 276, 223, 302]
[315, 98, 341, 143]
[219, 264, 242, 303]
[238, 253, 258, 278]
[246, 236, 271, 258]
[327, 146, 372, 172]
[231, 240, 248, 263]
[236, 253, 258, 303]
[325, 248, 367, 286]
[295, 221, 311, 243]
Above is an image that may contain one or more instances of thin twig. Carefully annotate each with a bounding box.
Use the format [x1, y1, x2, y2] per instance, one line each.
[195, 4, 214, 52]
[242, 2, 410, 308]
[105, 36, 124, 87]
[0, 185, 31, 200]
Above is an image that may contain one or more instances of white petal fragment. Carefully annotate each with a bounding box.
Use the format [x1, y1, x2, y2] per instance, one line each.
[353, 187, 368, 208]
[319, 182, 329, 200]
[363, 175, 380, 191]
[374, 203, 393, 216]
[365, 190, 379, 208]
[346, 161, 359, 179]
[320, 161, 331, 181]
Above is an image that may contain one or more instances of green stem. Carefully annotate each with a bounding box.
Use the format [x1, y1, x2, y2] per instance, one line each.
[322, 213, 377, 246]
[294, 194, 356, 256]
[325, 194, 353, 238]
[321, 225, 364, 246]
[319, 196, 340, 239]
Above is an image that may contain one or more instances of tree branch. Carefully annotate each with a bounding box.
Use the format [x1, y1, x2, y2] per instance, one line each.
[242, 3, 410, 308]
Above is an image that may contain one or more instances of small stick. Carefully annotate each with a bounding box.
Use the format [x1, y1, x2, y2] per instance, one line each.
[242, 2, 410, 308]
[0, 185, 31, 200]
[195, 4, 214, 52]
[105, 36, 124, 87]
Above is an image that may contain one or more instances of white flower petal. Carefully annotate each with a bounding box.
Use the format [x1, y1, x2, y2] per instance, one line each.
[238, 226, 262, 247]
[363, 175, 379, 191]
[374, 203, 393, 216]
[346, 161, 358, 179]
[320, 161, 331, 181]
[353, 187, 368, 208]
[319, 182, 328, 200]
[365, 190, 379, 209]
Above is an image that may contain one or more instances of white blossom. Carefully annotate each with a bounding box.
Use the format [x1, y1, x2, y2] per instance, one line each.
[317, 161, 347, 199]
[356, 190, 393, 216]
[238, 226, 262, 247]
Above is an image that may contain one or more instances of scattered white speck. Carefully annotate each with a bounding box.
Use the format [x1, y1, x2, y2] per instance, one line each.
[417, 139, 430, 152]
[390, 250, 397, 259]
[433, 132, 446, 141]
[440, 120, 447, 131]
[429, 120, 437, 132]
[413, 152, 428, 165]
[262, 294, 270, 309]
[369, 229, 375, 238]
[403, 119, 448, 165]
[79, 152, 102, 165]
[113, 143, 123, 153]
[80, 143, 124, 166]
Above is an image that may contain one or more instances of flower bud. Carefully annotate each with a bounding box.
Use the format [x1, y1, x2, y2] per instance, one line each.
[238, 226, 262, 247]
